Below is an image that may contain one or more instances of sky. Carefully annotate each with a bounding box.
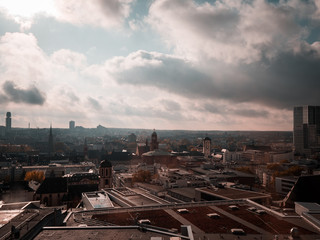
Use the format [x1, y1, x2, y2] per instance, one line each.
[0, 0, 320, 131]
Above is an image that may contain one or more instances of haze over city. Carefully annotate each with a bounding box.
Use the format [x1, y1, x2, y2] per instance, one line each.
[0, 0, 319, 130]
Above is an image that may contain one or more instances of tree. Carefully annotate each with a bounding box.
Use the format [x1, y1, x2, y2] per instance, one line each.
[236, 166, 254, 175]
[24, 171, 45, 183]
[272, 166, 304, 178]
[132, 170, 152, 183]
[267, 163, 283, 171]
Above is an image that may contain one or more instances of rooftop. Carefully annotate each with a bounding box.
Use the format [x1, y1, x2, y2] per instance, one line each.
[295, 202, 320, 212]
[198, 187, 270, 200]
[142, 149, 173, 157]
[167, 188, 195, 199]
[69, 200, 319, 236]
[83, 191, 114, 209]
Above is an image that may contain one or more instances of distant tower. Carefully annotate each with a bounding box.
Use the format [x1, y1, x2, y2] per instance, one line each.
[48, 124, 54, 155]
[203, 137, 211, 159]
[5, 112, 11, 130]
[150, 129, 159, 151]
[69, 120, 75, 129]
[99, 160, 112, 189]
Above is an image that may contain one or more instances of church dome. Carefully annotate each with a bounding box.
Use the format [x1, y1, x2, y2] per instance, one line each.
[100, 160, 112, 168]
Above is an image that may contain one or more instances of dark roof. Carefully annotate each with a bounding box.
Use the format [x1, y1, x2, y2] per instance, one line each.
[244, 145, 272, 152]
[100, 160, 112, 168]
[107, 151, 131, 161]
[284, 175, 320, 206]
[204, 137, 211, 141]
[68, 185, 98, 197]
[35, 177, 67, 194]
[67, 172, 99, 182]
[88, 150, 102, 159]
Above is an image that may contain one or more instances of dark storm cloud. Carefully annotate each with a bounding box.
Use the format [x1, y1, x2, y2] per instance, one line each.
[2, 81, 45, 105]
[232, 108, 269, 118]
[203, 103, 269, 118]
[236, 47, 320, 109]
[112, 47, 320, 111]
[115, 51, 216, 98]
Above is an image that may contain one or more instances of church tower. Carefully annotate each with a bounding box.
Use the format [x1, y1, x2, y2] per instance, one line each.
[48, 124, 54, 155]
[203, 137, 211, 159]
[99, 160, 112, 189]
[150, 130, 159, 151]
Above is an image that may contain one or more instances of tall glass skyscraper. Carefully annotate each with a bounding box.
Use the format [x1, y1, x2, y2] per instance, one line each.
[5, 112, 11, 130]
[294, 106, 320, 156]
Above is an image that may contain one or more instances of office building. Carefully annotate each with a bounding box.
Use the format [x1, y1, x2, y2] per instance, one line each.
[5, 112, 11, 130]
[293, 106, 320, 156]
[69, 120, 75, 129]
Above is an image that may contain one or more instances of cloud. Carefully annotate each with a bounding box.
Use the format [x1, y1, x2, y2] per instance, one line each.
[106, 48, 320, 111]
[203, 102, 269, 118]
[107, 50, 215, 97]
[54, 0, 132, 29]
[88, 97, 102, 110]
[2, 81, 45, 105]
[147, 0, 316, 63]
[51, 49, 87, 69]
[161, 99, 181, 111]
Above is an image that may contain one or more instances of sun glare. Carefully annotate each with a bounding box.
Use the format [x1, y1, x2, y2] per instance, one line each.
[0, 0, 56, 18]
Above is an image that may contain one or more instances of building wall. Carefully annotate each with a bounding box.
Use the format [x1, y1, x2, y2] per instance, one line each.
[294, 106, 320, 156]
[275, 177, 296, 195]
[99, 167, 112, 189]
[222, 149, 241, 163]
[34, 192, 67, 206]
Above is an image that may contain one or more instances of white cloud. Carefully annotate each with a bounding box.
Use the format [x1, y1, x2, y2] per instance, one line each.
[54, 0, 132, 29]
[0, 32, 49, 87]
[51, 49, 87, 69]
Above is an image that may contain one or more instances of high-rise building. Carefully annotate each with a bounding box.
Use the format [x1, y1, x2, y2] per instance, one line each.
[69, 120, 75, 129]
[293, 106, 320, 156]
[5, 112, 11, 130]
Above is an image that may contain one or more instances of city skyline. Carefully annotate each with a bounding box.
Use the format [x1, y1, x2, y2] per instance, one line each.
[0, 0, 320, 130]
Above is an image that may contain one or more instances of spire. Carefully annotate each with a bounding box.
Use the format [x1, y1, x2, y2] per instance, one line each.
[48, 124, 54, 155]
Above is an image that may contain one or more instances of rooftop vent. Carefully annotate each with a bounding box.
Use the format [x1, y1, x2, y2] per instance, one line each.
[207, 213, 221, 219]
[138, 219, 151, 225]
[177, 208, 189, 213]
[228, 205, 239, 210]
